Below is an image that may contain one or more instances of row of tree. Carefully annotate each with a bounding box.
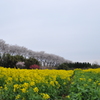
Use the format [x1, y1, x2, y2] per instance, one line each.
[57, 62, 100, 70]
[0, 53, 100, 70]
[0, 39, 71, 67]
[1, 39, 99, 70]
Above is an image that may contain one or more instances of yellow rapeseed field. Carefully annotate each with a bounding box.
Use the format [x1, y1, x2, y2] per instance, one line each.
[1, 67, 100, 100]
[0, 67, 73, 100]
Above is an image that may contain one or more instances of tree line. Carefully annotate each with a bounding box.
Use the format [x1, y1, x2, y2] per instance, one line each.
[0, 39, 71, 68]
[57, 62, 100, 70]
[0, 39, 99, 70]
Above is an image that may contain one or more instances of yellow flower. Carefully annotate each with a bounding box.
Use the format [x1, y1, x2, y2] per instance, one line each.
[22, 82, 29, 88]
[98, 83, 100, 85]
[4, 86, 8, 90]
[79, 78, 85, 81]
[15, 94, 20, 99]
[22, 97, 25, 100]
[96, 81, 99, 83]
[14, 84, 19, 88]
[15, 78, 18, 81]
[14, 84, 20, 92]
[50, 81, 55, 86]
[7, 77, 12, 81]
[30, 82, 35, 86]
[19, 78, 24, 82]
[40, 93, 50, 99]
[63, 82, 66, 85]
[88, 79, 92, 82]
[67, 77, 70, 81]
[71, 82, 74, 84]
[21, 88, 27, 93]
[33, 87, 39, 93]
[66, 95, 70, 98]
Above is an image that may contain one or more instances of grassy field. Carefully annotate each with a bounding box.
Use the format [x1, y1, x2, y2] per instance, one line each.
[0, 67, 100, 100]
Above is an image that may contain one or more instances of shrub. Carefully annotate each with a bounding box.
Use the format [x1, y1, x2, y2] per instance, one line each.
[25, 57, 40, 69]
[30, 64, 40, 69]
[57, 63, 69, 70]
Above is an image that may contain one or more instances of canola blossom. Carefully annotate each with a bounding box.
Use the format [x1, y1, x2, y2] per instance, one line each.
[1, 67, 100, 100]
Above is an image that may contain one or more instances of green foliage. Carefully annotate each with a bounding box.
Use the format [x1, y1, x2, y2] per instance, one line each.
[57, 63, 69, 70]
[0, 53, 40, 69]
[68, 70, 100, 100]
[57, 62, 92, 70]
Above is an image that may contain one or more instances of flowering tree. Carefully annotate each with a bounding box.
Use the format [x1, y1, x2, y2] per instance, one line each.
[30, 64, 40, 69]
[16, 61, 25, 69]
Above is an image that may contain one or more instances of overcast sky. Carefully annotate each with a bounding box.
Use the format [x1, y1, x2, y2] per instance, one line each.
[0, 0, 100, 64]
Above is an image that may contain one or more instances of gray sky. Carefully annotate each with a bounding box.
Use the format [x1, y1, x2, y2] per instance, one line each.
[0, 0, 100, 64]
